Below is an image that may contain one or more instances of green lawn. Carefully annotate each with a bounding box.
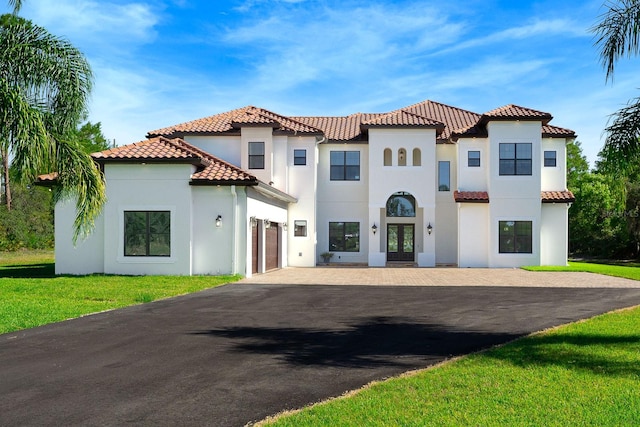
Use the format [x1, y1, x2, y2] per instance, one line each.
[0, 250, 241, 334]
[261, 262, 640, 426]
[524, 260, 640, 281]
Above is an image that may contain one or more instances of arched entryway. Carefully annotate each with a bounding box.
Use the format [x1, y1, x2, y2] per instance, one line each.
[386, 192, 416, 262]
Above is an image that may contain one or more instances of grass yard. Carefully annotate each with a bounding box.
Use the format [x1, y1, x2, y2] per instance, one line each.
[0, 250, 240, 334]
[263, 306, 640, 426]
[523, 261, 640, 281]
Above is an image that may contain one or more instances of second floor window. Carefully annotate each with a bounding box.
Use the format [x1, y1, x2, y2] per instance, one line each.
[438, 161, 450, 191]
[330, 151, 360, 181]
[248, 142, 265, 169]
[544, 150, 557, 167]
[468, 151, 481, 167]
[499, 143, 532, 176]
[294, 149, 306, 165]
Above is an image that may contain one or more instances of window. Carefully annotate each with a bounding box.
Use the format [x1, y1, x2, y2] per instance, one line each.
[413, 148, 421, 166]
[386, 192, 416, 217]
[468, 151, 481, 167]
[544, 150, 557, 167]
[294, 220, 307, 237]
[329, 222, 360, 252]
[499, 143, 532, 175]
[248, 142, 265, 169]
[330, 151, 360, 181]
[499, 221, 532, 254]
[398, 148, 407, 166]
[438, 161, 450, 191]
[124, 211, 170, 256]
[383, 148, 392, 166]
[294, 149, 306, 166]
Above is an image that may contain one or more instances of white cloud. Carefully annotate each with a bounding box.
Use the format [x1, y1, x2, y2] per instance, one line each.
[22, 0, 160, 48]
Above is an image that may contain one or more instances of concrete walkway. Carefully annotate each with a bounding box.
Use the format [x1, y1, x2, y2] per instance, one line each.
[241, 266, 640, 287]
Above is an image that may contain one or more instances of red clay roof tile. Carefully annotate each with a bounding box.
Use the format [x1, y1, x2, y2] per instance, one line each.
[454, 191, 490, 203]
[148, 106, 322, 138]
[542, 125, 576, 139]
[541, 190, 575, 203]
[481, 104, 553, 124]
[92, 137, 258, 185]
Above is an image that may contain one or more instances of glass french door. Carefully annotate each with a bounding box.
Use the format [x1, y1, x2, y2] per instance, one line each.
[387, 224, 415, 262]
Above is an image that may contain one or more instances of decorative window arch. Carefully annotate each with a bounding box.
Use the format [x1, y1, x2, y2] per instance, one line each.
[386, 192, 416, 217]
[413, 148, 421, 166]
[398, 148, 407, 166]
[383, 148, 392, 166]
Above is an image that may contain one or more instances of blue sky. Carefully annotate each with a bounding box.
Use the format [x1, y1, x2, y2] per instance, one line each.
[4, 0, 640, 165]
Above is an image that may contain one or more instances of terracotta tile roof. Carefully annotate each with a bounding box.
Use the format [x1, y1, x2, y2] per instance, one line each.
[480, 104, 553, 124]
[92, 137, 258, 185]
[148, 100, 574, 144]
[542, 125, 576, 139]
[147, 106, 323, 138]
[361, 109, 445, 129]
[92, 137, 205, 163]
[454, 191, 490, 203]
[541, 190, 575, 203]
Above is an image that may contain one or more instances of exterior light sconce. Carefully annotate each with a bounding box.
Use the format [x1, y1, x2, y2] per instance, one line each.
[427, 223, 433, 235]
[265, 219, 271, 229]
[215, 215, 222, 228]
[283, 222, 288, 231]
[372, 223, 378, 235]
[250, 216, 257, 227]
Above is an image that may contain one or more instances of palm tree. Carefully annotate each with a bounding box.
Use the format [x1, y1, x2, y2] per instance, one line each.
[8, 0, 22, 13]
[592, 0, 640, 167]
[0, 13, 105, 241]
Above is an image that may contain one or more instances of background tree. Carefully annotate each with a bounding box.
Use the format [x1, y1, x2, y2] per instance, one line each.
[591, 0, 640, 168]
[0, 13, 105, 240]
[72, 121, 112, 154]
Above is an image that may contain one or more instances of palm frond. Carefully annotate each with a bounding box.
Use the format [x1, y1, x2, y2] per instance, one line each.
[601, 96, 640, 170]
[591, 0, 640, 81]
[8, 0, 22, 14]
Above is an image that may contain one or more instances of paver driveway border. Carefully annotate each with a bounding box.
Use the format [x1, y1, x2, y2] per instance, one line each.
[240, 266, 640, 287]
[2, 268, 640, 426]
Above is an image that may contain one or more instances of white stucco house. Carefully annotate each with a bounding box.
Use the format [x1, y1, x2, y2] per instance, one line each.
[49, 100, 575, 276]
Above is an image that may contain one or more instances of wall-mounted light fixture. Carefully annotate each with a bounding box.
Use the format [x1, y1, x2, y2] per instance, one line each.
[371, 223, 378, 235]
[265, 219, 271, 229]
[216, 215, 222, 228]
[250, 216, 257, 227]
[282, 222, 288, 231]
[427, 222, 433, 235]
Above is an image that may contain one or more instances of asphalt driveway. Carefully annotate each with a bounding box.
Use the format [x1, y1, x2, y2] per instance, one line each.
[2, 277, 640, 426]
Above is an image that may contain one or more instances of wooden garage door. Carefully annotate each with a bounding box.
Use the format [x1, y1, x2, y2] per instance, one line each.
[252, 225, 259, 274]
[265, 223, 279, 271]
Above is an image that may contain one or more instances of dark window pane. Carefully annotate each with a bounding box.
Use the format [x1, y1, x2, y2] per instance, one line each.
[468, 151, 480, 167]
[330, 151, 345, 165]
[386, 192, 416, 217]
[294, 149, 306, 165]
[516, 159, 532, 175]
[328, 222, 359, 252]
[499, 143, 515, 159]
[248, 142, 265, 169]
[517, 143, 532, 159]
[124, 211, 171, 257]
[499, 220, 532, 253]
[294, 220, 307, 237]
[544, 151, 557, 167]
[438, 161, 450, 191]
[330, 151, 359, 181]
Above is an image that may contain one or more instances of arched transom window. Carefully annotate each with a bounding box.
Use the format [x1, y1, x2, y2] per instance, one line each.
[386, 192, 416, 217]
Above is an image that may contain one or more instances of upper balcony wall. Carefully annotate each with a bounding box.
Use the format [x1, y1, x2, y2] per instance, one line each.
[541, 138, 567, 191]
[457, 138, 488, 192]
[184, 135, 241, 167]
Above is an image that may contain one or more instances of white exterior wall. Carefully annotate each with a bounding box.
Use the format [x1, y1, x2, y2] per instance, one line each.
[541, 138, 567, 191]
[541, 203, 570, 266]
[191, 185, 247, 275]
[272, 135, 288, 192]
[286, 136, 318, 267]
[184, 135, 241, 166]
[367, 128, 436, 267]
[488, 121, 542, 267]
[458, 203, 489, 267]
[55, 200, 105, 275]
[102, 163, 194, 275]
[435, 143, 458, 265]
[457, 138, 489, 191]
[317, 143, 369, 264]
